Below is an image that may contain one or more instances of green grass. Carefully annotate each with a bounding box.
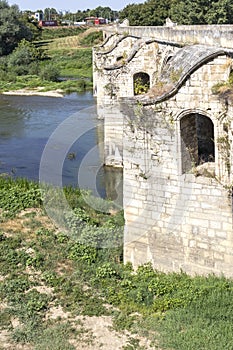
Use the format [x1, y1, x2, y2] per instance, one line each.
[0, 72, 92, 94]
[0, 177, 233, 349]
[46, 47, 93, 79]
[157, 288, 233, 349]
[41, 27, 86, 40]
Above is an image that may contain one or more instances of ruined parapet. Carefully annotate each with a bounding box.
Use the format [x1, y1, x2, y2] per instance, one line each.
[115, 24, 233, 49]
[122, 45, 233, 277]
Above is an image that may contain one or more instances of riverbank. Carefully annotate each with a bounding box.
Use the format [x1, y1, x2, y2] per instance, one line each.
[0, 29, 101, 96]
[2, 87, 64, 97]
[1, 177, 233, 350]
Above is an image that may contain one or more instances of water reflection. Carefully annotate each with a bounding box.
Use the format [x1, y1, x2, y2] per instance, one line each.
[0, 98, 26, 139]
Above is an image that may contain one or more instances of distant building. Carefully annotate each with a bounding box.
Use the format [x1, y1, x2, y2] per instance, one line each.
[34, 12, 43, 21]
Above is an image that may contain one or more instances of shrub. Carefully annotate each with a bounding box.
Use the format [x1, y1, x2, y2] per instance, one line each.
[8, 39, 42, 76]
[39, 64, 60, 82]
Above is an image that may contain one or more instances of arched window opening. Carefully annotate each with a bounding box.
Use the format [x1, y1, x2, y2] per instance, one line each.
[181, 113, 215, 174]
[133, 72, 150, 95]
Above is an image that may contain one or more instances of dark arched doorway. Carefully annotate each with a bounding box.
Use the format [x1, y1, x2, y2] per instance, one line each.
[180, 113, 215, 173]
[133, 72, 150, 95]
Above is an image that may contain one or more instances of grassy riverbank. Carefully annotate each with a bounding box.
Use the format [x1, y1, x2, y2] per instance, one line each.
[0, 28, 102, 95]
[0, 177, 233, 349]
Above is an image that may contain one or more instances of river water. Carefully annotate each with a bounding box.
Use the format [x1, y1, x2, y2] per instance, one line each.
[0, 92, 122, 200]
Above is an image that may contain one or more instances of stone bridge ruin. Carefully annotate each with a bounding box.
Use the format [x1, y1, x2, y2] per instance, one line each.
[93, 24, 233, 277]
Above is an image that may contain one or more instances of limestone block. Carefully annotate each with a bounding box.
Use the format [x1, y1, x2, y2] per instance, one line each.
[210, 221, 222, 230]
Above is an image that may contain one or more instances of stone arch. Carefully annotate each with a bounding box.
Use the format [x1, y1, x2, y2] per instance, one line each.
[180, 112, 215, 174]
[133, 72, 150, 95]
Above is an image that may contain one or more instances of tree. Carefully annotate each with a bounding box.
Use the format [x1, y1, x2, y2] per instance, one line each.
[119, 0, 233, 25]
[170, 0, 233, 24]
[119, 0, 170, 26]
[0, 0, 32, 55]
[205, 0, 233, 24]
[89, 6, 116, 21]
[19, 13, 42, 40]
[44, 8, 58, 21]
[8, 39, 43, 75]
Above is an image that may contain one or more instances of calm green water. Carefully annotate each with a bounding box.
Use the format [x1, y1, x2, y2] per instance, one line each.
[0, 92, 122, 200]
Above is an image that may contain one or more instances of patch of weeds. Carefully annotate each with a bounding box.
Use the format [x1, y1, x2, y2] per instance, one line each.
[123, 337, 147, 350]
[41, 271, 63, 287]
[0, 177, 42, 218]
[25, 250, 45, 270]
[34, 321, 77, 349]
[21, 211, 37, 219]
[23, 218, 43, 230]
[130, 312, 161, 338]
[68, 242, 98, 265]
[0, 234, 27, 275]
[14, 318, 94, 350]
[56, 280, 85, 312]
[112, 311, 140, 332]
[74, 322, 96, 347]
[35, 227, 54, 237]
[0, 245, 29, 275]
[55, 275, 108, 317]
[0, 307, 12, 328]
[169, 67, 182, 83]
[81, 295, 109, 317]
[23, 289, 51, 315]
[0, 274, 33, 303]
[12, 317, 43, 344]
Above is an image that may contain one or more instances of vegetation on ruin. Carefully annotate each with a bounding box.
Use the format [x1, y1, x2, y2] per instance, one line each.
[134, 77, 150, 95]
[212, 68, 233, 101]
[0, 176, 233, 349]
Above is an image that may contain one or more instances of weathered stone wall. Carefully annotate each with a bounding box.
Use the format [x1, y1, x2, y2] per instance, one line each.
[94, 27, 233, 276]
[104, 24, 233, 49]
[93, 35, 176, 101]
[93, 34, 178, 165]
[122, 54, 233, 277]
[103, 102, 124, 167]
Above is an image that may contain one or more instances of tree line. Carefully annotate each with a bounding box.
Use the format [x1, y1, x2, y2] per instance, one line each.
[24, 6, 119, 23]
[119, 0, 233, 26]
